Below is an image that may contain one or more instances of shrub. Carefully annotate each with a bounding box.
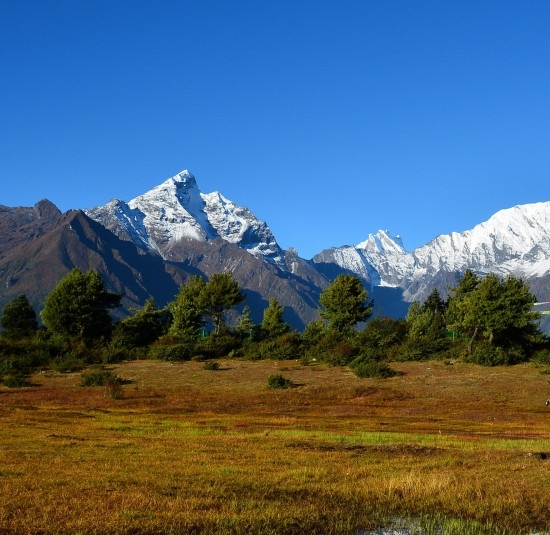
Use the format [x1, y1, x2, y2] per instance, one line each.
[203, 360, 221, 371]
[3, 374, 33, 388]
[80, 366, 120, 387]
[149, 343, 194, 361]
[195, 334, 240, 359]
[465, 344, 527, 366]
[531, 348, 550, 365]
[242, 333, 304, 361]
[267, 373, 294, 389]
[350, 359, 397, 379]
[310, 340, 358, 366]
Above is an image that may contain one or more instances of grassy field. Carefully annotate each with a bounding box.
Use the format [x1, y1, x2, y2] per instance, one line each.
[1, 358, 550, 534]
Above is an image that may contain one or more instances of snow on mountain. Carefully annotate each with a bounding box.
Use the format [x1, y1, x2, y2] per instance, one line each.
[86, 170, 284, 265]
[313, 202, 550, 302]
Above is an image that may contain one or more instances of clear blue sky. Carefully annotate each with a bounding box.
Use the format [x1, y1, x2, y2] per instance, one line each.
[2, 1, 550, 259]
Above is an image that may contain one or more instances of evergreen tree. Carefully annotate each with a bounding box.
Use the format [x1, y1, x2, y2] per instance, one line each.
[1, 294, 37, 339]
[202, 273, 245, 335]
[113, 298, 167, 348]
[261, 298, 290, 339]
[446, 272, 540, 354]
[235, 305, 256, 340]
[319, 274, 373, 335]
[422, 288, 446, 315]
[41, 268, 121, 342]
[168, 276, 207, 341]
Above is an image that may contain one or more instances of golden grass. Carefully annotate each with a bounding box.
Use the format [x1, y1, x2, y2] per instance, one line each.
[1, 359, 550, 534]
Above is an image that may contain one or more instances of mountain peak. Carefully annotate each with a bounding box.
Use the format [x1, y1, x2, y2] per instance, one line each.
[357, 230, 406, 254]
[86, 169, 284, 265]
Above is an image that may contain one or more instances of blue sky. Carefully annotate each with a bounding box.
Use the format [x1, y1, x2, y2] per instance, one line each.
[2, 1, 550, 259]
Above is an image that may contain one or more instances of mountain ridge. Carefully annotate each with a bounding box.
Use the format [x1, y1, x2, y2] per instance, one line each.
[1, 169, 549, 331]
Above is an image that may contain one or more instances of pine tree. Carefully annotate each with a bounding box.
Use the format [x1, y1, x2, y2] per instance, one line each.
[1, 294, 37, 339]
[319, 274, 373, 335]
[41, 268, 121, 342]
[261, 298, 290, 339]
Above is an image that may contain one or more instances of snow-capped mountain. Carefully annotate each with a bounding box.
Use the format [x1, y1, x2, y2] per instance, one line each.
[86, 170, 284, 265]
[313, 202, 550, 303]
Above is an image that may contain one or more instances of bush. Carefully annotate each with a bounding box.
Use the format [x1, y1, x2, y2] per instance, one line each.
[203, 360, 221, 371]
[195, 334, 240, 359]
[531, 348, 550, 365]
[350, 359, 397, 379]
[3, 374, 33, 388]
[465, 344, 527, 366]
[242, 333, 303, 361]
[267, 373, 294, 389]
[149, 343, 194, 361]
[80, 366, 120, 387]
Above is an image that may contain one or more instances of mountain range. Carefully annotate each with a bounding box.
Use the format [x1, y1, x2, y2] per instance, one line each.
[1, 169, 549, 331]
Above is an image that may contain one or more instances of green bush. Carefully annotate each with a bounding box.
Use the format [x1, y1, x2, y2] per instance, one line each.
[313, 340, 358, 366]
[195, 334, 240, 359]
[531, 348, 550, 365]
[80, 367, 120, 387]
[242, 333, 303, 361]
[51, 352, 88, 373]
[3, 374, 33, 388]
[267, 373, 294, 389]
[203, 360, 221, 371]
[465, 344, 527, 366]
[149, 343, 194, 361]
[350, 359, 397, 379]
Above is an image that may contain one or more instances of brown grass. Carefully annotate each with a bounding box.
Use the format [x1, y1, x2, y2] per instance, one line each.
[1, 359, 550, 534]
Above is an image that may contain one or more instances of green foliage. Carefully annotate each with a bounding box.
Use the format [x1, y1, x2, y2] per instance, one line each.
[396, 337, 453, 362]
[445, 271, 540, 356]
[358, 316, 407, 358]
[80, 366, 120, 386]
[203, 360, 221, 371]
[306, 338, 359, 366]
[267, 373, 294, 389]
[40, 268, 121, 343]
[319, 274, 373, 335]
[300, 319, 327, 348]
[149, 342, 194, 361]
[112, 298, 167, 348]
[260, 298, 290, 340]
[235, 305, 256, 340]
[465, 344, 528, 366]
[241, 333, 303, 361]
[531, 348, 550, 365]
[349, 359, 397, 379]
[168, 276, 207, 341]
[3, 374, 33, 388]
[1, 294, 37, 339]
[195, 333, 240, 359]
[202, 272, 245, 335]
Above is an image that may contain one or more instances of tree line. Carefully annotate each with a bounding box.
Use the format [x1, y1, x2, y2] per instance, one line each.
[1, 267, 549, 386]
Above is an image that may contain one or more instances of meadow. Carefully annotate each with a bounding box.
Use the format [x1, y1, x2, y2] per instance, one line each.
[1, 358, 550, 534]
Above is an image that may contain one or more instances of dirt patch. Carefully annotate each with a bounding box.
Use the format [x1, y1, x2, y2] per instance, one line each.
[285, 440, 441, 455]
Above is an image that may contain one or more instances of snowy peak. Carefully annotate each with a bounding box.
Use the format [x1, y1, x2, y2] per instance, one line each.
[357, 230, 406, 255]
[86, 169, 284, 264]
[315, 201, 550, 302]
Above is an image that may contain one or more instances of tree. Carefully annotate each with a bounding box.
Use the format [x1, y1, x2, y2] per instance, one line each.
[446, 272, 540, 354]
[168, 276, 207, 341]
[235, 305, 256, 340]
[1, 294, 37, 339]
[261, 298, 290, 339]
[41, 268, 121, 342]
[202, 273, 245, 335]
[319, 274, 373, 335]
[113, 298, 167, 348]
[422, 288, 446, 315]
